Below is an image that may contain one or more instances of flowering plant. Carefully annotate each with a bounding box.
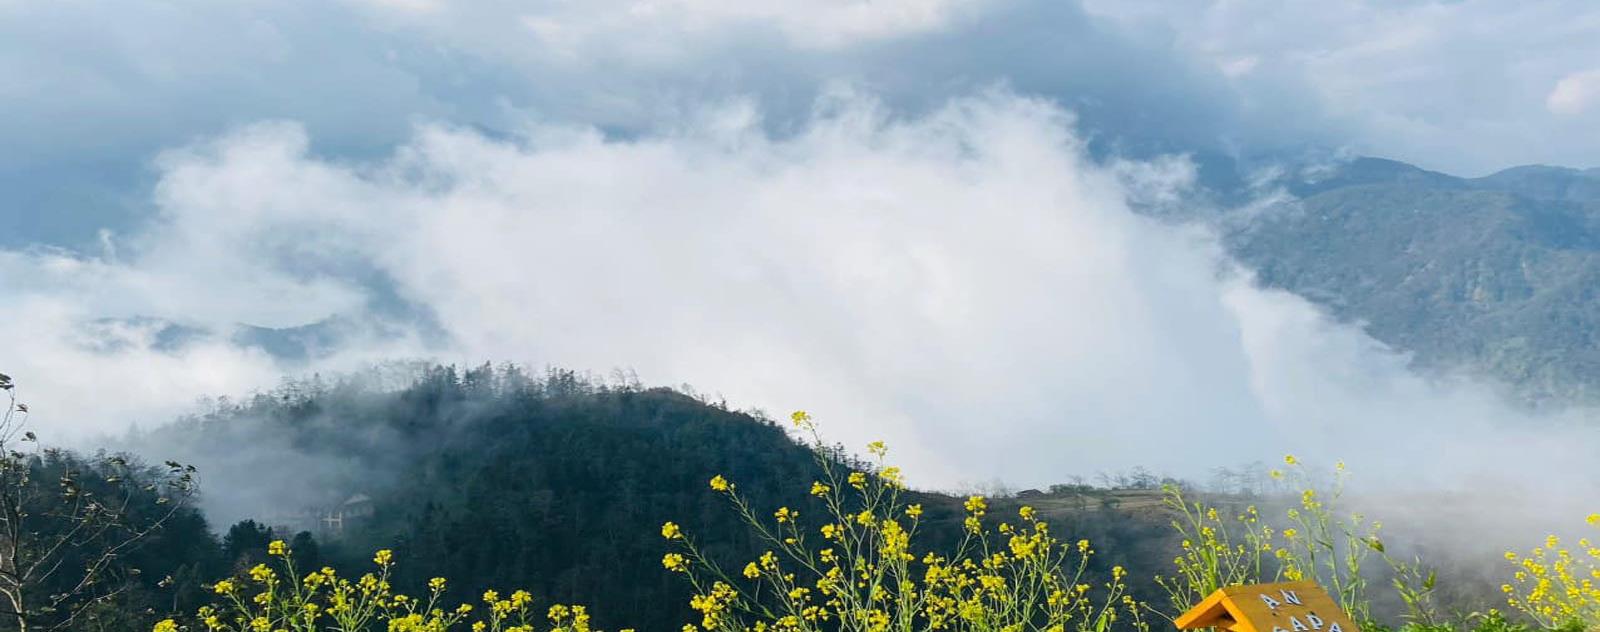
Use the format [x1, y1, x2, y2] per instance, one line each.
[154, 541, 620, 632]
[658, 411, 1148, 632]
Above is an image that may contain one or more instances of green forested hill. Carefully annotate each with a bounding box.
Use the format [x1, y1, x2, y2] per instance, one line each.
[1212, 158, 1600, 404]
[132, 365, 1175, 631]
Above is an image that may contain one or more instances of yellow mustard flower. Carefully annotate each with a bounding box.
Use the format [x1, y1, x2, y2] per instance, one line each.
[964, 496, 987, 515]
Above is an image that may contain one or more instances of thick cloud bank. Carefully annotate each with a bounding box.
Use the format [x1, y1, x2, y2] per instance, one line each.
[1, 93, 1592, 494]
[9, 0, 1600, 249]
[1082, 0, 1600, 175]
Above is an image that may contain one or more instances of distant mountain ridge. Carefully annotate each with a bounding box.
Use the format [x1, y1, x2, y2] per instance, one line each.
[121, 151, 1600, 407]
[1195, 155, 1600, 405]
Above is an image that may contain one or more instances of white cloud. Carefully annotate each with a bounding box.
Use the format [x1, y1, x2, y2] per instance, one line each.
[1547, 69, 1600, 115]
[3, 93, 1592, 498]
[617, 0, 976, 49]
[0, 0, 1242, 248]
[351, 0, 978, 53]
[6, 0, 1600, 254]
[1081, 0, 1600, 173]
[346, 0, 440, 13]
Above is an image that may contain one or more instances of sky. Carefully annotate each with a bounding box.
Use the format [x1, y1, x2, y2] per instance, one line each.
[3, 0, 1600, 494]
[5, 0, 1599, 247]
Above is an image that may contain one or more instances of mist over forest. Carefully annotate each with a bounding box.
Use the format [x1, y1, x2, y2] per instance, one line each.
[4, 1, 1600, 631]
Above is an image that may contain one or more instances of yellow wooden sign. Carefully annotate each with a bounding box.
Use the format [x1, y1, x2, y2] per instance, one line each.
[1174, 581, 1359, 632]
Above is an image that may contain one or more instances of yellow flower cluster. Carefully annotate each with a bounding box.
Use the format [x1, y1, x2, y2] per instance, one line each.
[1503, 521, 1600, 627]
[790, 411, 814, 430]
[160, 540, 619, 632]
[658, 419, 1149, 632]
[962, 496, 987, 535]
[689, 582, 740, 629]
[1156, 457, 1379, 624]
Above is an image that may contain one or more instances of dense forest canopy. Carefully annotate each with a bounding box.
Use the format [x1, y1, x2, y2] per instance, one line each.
[108, 363, 1174, 631]
[0, 364, 1577, 632]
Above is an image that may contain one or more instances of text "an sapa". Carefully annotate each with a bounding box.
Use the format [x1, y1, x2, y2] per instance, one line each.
[1259, 589, 1344, 632]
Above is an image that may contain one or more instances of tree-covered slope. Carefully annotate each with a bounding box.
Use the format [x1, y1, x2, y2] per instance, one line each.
[133, 365, 1172, 631]
[1215, 158, 1600, 404]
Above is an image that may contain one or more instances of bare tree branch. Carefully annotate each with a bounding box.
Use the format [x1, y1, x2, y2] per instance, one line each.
[0, 374, 198, 631]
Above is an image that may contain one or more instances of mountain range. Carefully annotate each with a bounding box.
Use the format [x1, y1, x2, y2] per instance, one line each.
[1183, 156, 1600, 406]
[130, 153, 1600, 408]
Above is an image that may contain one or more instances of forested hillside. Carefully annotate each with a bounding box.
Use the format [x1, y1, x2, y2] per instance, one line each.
[0, 364, 1581, 632]
[1195, 158, 1600, 405]
[125, 364, 1176, 631]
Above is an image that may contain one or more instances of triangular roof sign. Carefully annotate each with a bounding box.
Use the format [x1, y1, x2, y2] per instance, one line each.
[1174, 584, 1258, 632]
[1175, 581, 1355, 632]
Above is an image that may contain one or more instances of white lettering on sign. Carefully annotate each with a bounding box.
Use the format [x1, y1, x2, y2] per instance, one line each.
[1260, 594, 1282, 609]
[1290, 617, 1309, 631]
[1281, 590, 1303, 606]
[1306, 613, 1325, 629]
[1328, 623, 1343, 632]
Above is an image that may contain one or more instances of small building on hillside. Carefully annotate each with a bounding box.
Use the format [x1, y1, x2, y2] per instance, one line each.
[264, 492, 376, 540]
[316, 494, 376, 538]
